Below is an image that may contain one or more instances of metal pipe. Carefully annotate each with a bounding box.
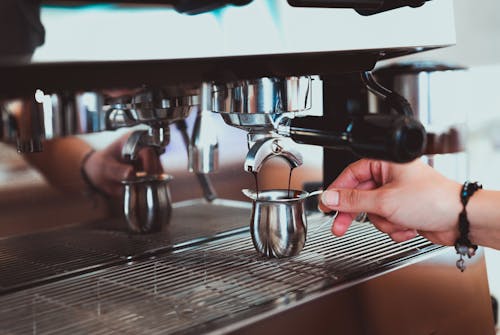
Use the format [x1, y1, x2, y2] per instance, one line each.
[188, 82, 219, 174]
[175, 119, 218, 202]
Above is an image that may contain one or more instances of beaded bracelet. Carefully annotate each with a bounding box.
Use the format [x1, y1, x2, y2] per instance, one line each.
[454, 181, 482, 272]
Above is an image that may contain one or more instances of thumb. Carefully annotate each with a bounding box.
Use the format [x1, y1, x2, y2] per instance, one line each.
[320, 188, 381, 215]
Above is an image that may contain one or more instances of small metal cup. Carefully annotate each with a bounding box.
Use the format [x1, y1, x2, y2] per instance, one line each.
[122, 173, 173, 233]
[242, 189, 309, 258]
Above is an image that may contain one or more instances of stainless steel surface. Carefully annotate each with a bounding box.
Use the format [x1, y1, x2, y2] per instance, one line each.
[48, 91, 108, 136]
[244, 136, 303, 173]
[1, 91, 106, 152]
[214, 77, 311, 133]
[392, 70, 466, 154]
[122, 173, 174, 233]
[0, 96, 44, 153]
[243, 189, 312, 258]
[0, 199, 252, 293]
[128, 90, 199, 124]
[1, 86, 199, 153]
[106, 88, 199, 130]
[0, 218, 446, 335]
[189, 82, 219, 174]
[121, 126, 170, 161]
[176, 120, 218, 202]
[372, 63, 467, 155]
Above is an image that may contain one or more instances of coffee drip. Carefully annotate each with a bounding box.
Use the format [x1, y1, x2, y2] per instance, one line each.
[251, 163, 296, 201]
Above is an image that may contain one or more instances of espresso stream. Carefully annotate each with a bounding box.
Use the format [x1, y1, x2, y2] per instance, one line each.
[252, 167, 295, 200]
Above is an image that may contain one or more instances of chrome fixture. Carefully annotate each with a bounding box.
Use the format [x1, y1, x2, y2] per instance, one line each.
[1, 91, 109, 153]
[1, 93, 46, 153]
[213, 73, 427, 174]
[372, 62, 467, 155]
[189, 82, 219, 174]
[213, 76, 312, 172]
[121, 125, 170, 162]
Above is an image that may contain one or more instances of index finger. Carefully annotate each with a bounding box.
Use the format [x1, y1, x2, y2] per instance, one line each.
[327, 159, 382, 190]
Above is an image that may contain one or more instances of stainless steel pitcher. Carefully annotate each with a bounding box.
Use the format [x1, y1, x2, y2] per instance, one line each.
[242, 189, 320, 258]
[122, 173, 173, 234]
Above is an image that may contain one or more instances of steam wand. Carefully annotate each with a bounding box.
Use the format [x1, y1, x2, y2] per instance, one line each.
[175, 119, 218, 202]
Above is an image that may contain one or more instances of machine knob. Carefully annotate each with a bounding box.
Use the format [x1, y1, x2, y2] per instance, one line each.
[348, 114, 426, 163]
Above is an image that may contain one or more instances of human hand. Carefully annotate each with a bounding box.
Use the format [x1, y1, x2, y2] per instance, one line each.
[319, 159, 462, 245]
[82, 133, 163, 197]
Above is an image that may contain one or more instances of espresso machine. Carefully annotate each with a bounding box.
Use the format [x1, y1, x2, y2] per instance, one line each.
[0, 1, 496, 334]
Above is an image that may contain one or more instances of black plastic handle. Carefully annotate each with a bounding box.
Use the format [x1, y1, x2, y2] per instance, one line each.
[287, 0, 428, 15]
[289, 114, 426, 163]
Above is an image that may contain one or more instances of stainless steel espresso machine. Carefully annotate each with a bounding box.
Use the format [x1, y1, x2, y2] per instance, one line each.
[0, 1, 496, 334]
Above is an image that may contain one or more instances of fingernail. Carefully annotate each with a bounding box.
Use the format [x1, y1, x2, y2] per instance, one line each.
[322, 190, 339, 207]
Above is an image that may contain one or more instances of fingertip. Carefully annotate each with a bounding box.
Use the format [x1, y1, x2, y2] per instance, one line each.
[321, 190, 339, 207]
[331, 213, 352, 236]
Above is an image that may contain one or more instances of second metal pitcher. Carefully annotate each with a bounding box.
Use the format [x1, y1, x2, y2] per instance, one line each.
[122, 173, 173, 234]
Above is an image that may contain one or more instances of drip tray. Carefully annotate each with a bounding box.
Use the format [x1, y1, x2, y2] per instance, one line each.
[0, 212, 444, 335]
[0, 199, 251, 293]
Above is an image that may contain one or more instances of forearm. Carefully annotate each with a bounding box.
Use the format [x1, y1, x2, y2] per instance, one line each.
[467, 189, 500, 250]
[23, 137, 92, 194]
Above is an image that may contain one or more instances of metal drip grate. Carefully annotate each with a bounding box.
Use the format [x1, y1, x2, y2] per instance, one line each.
[0, 218, 443, 335]
[0, 200, 251, 293]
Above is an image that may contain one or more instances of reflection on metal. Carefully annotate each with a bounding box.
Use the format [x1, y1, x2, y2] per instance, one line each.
[189, 82, 219, 174]
[0, 200, 251, 293]
[0, 95, 44, 153]
[373, 62, 467, 155]
[121, 127, 170, 162]
[0, 217, 445, 334]
[122, 173, 174, 233]
[0, 86, 200, 153]
[244, 136, 303, 173]
[1, 91, 109, 152]
[214, 76, 312, 132]
[212, 76, 311, 173]
[244, 189, 309, 258]
[106, 89, 199, 130]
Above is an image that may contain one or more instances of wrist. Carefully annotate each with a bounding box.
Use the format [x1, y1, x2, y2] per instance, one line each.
[80, 149, 107, 197]
[466, 189, 500, 249]
[442, 180, 463, 238]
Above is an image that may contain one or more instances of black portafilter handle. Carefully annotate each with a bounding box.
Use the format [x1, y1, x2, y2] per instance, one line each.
[288, 114, 426, 163]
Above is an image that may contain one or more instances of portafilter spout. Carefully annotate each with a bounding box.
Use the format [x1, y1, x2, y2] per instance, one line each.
[121, 125, 169, 163]
[244, 135, 303, 173]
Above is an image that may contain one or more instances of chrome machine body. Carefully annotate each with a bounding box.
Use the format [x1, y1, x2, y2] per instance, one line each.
[0, 1, 496, 334]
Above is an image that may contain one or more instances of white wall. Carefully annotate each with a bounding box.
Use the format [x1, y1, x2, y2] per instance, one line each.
[395, 0, 500, 67]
